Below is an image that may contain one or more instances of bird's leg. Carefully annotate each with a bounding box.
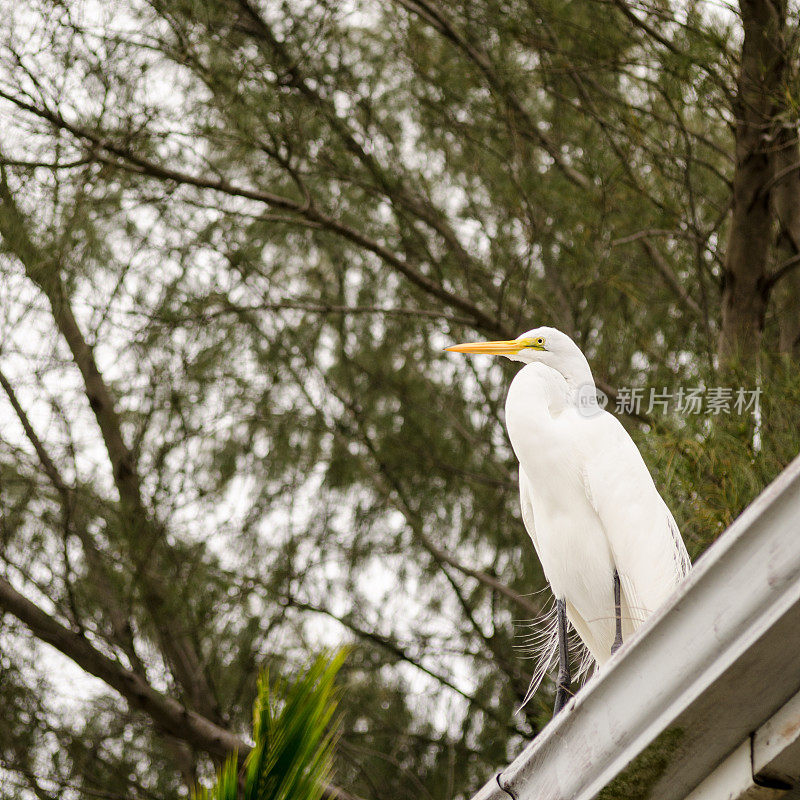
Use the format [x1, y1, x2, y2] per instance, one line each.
[553, 598, 571, 715]
[611, 569, 623, 655]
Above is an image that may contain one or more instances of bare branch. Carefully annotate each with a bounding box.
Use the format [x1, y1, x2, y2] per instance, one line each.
[608, 0, 682, 53]
[285, 596, 531, 737]
[761, 157, 800, 198]
[0, 370, 69, 497]
[160, 297, 474, 325]
[392, 0, 592, 191]
[611, 229, 700, 247]
[768, 251, 800, 287]
[0, 156, 221, 722]
[0, 368, 148, 674]
[0, 89, 509, 336]
[638, 239, 705, 318]
[0, 575, 241, 759]
[0, 576, 363, 800]
[231, 0, 479, 273]
[0, 156, 92, 170]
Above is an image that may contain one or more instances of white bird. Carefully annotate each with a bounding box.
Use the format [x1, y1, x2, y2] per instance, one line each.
[446, 326, 691, 713]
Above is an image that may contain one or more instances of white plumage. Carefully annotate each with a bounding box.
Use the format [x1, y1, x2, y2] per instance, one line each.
[446, 326, 691, 710]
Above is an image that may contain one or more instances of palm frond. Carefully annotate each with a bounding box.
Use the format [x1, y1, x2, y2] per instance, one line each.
[195, 649, 347, 800]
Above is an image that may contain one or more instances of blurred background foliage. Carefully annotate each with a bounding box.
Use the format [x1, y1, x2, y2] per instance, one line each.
[0, 0, 798, 798]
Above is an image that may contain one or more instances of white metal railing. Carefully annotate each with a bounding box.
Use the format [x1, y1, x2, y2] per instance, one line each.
[469, 453, 800, 800]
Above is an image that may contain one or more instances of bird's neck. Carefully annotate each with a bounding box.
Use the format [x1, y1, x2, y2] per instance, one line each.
[559, 350, 595, 396]
[556, 350, 601, 416]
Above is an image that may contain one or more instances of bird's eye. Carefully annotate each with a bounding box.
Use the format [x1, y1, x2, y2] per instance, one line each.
[536, 338, 544, 346]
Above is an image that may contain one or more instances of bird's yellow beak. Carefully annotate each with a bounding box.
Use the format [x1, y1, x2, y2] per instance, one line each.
[445, 339, 525, 355]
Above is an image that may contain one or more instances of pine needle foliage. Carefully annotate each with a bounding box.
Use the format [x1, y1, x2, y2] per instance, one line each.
[1, 1, 800, 796]
[195, 650, 347, 800]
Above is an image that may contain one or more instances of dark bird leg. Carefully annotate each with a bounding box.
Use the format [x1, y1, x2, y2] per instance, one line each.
[554, 598, 571, 714]
[611, 569, 623, 655]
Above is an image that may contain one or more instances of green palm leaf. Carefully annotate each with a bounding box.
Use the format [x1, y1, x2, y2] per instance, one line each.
[195, 649, 347, 800]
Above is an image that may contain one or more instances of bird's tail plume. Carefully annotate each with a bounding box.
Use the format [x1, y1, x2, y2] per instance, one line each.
[515, 595, 594, 710]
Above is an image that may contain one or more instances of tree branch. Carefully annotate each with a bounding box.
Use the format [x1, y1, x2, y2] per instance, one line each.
[0, 576, 362, 800]
[0, 89, 507, 336]
[767, 251, 800, 287]
[231, 0, 479, 274]
[285, 596, 530, 737]
[0, 91, 646, 421]
[0, 367, 147, 675]
[393, 0, 592, 190]
[0, 156, 221, 722]
[0, 575, 241, 759]
[638, 239, 704, 318]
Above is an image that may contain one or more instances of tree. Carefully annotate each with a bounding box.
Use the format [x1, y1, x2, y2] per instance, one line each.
[720, 0, 800, 368]
[0, 1, 797, 799]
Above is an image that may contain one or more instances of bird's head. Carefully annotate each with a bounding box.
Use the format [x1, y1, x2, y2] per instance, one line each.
[446, 326, 577, 365]
[445, 326, 594, 389]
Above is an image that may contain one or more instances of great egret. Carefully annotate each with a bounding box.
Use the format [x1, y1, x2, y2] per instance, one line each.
[446, 327, 691, 714]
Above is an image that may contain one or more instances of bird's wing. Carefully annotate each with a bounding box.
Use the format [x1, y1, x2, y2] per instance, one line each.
[518, 466, 595, 707]
[581, 411, 691, 626]
[518, 467, 539, 557]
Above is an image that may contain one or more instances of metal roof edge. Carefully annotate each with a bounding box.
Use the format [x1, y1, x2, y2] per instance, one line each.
[469, 453, 800, 800]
